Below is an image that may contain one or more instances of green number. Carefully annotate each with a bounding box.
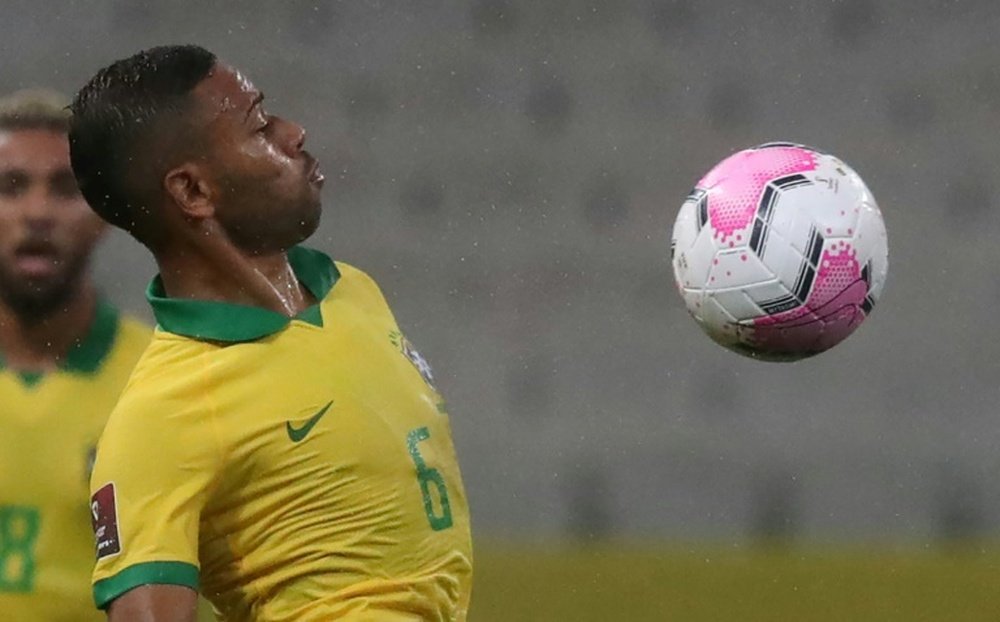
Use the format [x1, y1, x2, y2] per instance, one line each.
[406, 427, 453, 531]
[0, 505, 40, 592]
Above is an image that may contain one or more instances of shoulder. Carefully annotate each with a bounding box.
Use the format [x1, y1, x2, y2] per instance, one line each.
[331, 261, 389, 304]
[88, 308, 151, 378]
[109, 323, 221, 431]
[332, 260, 376, 286]
[99, 336, 222, 465]
[325, 261, 401, 325]
[114, 313, 152, 355]
[121, 331, 217, 403]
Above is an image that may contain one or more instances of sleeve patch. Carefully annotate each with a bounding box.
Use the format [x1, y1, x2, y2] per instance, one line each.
[91, 482, 122, 560]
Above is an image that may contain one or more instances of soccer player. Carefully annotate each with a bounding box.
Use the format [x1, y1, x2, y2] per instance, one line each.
[0, 89, 150, 621]
[69, 45, 473, 621]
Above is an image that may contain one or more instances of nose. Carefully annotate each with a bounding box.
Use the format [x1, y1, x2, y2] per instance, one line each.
[276, 116, 306, 158]
[21, 185, 56, 230]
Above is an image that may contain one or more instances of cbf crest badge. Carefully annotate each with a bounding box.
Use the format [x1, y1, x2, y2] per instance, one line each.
[389, 330, 436, 390]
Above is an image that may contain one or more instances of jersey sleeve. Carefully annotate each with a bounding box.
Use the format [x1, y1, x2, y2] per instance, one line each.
[89, 384, 222, 609]
[333, 262, 399, 324]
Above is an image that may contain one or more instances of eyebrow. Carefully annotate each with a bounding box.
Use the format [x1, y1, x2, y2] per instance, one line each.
[244, 93, 264, 123]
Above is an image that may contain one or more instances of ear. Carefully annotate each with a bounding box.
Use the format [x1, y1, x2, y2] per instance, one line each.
[163, 163, 214, 221]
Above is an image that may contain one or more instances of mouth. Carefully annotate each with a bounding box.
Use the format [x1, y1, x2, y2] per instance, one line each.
[13, 240, 61, 279]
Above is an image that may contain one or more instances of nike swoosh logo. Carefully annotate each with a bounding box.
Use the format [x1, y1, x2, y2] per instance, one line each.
[286, 401, 333, 443]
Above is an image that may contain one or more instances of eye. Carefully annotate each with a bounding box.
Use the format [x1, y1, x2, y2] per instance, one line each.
[256, 113, 272, 134]
[50, 171, 81, 199]
[0, 172, 28, 198]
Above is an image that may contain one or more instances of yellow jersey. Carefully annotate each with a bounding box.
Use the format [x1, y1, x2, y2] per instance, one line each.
[0, 302, 149, 621]
[91, 247, 473, 621]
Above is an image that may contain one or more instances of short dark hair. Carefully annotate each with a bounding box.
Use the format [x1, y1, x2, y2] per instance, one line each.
[0, 89, 70, 133]
[68, 45, 216, 239]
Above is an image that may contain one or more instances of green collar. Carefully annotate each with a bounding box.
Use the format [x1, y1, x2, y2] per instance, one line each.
[147, 246, 340, 343]
[64, 299, 120, 372]
[0, 299, 120, 386]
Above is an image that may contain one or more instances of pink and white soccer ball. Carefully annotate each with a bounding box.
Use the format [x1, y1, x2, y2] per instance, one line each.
[671, 143, 888, 361]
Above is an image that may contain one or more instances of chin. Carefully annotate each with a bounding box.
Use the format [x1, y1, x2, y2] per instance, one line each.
[271, 220, 320, 252]
[0, 282, 75, 319]
[297, 203, 323, 240]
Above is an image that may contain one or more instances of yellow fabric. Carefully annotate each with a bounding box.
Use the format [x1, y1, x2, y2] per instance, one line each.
[92, 263, 473, 621]
[0, 314, 149, 622]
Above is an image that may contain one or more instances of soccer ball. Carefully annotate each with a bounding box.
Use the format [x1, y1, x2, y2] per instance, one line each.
[670, 142, 888, 361]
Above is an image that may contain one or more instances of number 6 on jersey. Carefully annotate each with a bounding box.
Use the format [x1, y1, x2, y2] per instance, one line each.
[406, 427, 453, 531]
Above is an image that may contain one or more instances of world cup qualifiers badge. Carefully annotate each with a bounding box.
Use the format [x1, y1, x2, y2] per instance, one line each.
[91, 482, 122, 560]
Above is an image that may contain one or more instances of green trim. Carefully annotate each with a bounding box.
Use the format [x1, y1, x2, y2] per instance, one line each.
[147, 246, 340, 343]
[63, 300, 119, 373]
[296, 303, 324, 327]
[0, 299, 120, 386]
[93, 561, 199, 609]
[17, 371, 44, 387]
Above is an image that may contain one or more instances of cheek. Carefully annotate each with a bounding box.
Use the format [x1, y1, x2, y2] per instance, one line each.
[240, 139, 291, 169]
[220, 143, 302, 204]
[0, 207, 23, 248]
[253, 141, 300, 181]
[59, 202, 105, 245]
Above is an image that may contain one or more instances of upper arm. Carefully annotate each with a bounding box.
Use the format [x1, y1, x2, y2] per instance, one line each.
[107, 584, 199, 622]
[90, 388, 223, 611]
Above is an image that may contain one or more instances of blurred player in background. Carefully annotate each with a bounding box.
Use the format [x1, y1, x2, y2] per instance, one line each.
[0, 89, 149, 621]
[69, 45, 472, 621]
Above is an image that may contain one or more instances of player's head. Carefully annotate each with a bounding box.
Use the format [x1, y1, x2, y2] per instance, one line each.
[0, 89, 106, 319]
[69, 44, 323, 256]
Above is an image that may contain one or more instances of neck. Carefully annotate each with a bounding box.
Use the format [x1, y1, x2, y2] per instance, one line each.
[155, 231, 314, 316]
[0, 285, 98, 372]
